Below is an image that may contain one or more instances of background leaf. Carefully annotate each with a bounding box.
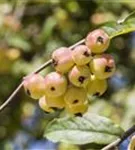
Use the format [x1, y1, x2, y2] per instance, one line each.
[44, 113, 124, 145]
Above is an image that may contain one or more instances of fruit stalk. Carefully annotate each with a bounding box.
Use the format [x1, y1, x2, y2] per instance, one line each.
[0, 82, 23, 112]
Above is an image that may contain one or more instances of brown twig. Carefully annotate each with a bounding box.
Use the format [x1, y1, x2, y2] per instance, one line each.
[102, 125, 135, 150]
[0, 82, 23, 112]
[0, 39, 85, 112]
[101, 138, 120, 150]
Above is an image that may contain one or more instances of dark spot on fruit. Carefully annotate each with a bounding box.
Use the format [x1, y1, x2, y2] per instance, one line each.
[26, 89, 31, 96]
[97, 36, 104, 44]
[59, 108, 64, 111]
[44, 111, 49, 114]
[93, 92, 100, 96]
[83, 51, 90, 57]
[75, 113, 82, 117]
[52, 59, 58, 66]
[78, 76, 85, 83]
[73, 99, 79, 104]
[105, 66, 112, 72]
[51, 87, 55, 91]
[91, 53, 95, 57]
[51, 107, 58, 111]
[44, 107, 58, 114]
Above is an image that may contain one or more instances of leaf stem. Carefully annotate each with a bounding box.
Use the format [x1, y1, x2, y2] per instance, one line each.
[0, 39, 85, 112]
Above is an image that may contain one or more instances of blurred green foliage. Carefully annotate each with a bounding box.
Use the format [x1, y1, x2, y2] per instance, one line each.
[0, 0, 135, 149]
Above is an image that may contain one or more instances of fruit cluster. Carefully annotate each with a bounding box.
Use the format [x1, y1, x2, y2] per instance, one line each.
[23, 29, 116, 116]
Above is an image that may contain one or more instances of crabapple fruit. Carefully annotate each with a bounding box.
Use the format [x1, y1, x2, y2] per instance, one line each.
[66, 101, 88, 115]
[45, 95, 65, 109]
[23, 74, 46, 100]
[39, 96, 55, 113]
[64, 85, 87, 105]
[90, 54, 116, 79]
[52, 47, 74, 73]
[72, 45, 92, 66]
[87, 75, 107, 96]
[85, 29, 110, 53]
[68, 65, 91, 87]
[128, 135, 135, 150]
[44, 72, 67, 97]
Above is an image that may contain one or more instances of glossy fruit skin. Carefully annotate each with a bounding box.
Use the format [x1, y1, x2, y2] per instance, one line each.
[23, 74, 46, 100]
[68, 65, 91, 88]
[39, 96, 55, 113]
[85, 29, 110, 53]
[87, 75, 107, 96]
[90, 54, 116, 79]
[44, 72, 67, 97]
[52, 47, 74, 73]
[64, 85, 87, 105]
[45, 95, 65, 109]
[66, 101, 88, 115]
[72, 45, 92, 66]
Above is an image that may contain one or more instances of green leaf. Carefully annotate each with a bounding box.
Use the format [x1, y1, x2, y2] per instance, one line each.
[44, 113, 124, 145]
[101, 18, 135, 39]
